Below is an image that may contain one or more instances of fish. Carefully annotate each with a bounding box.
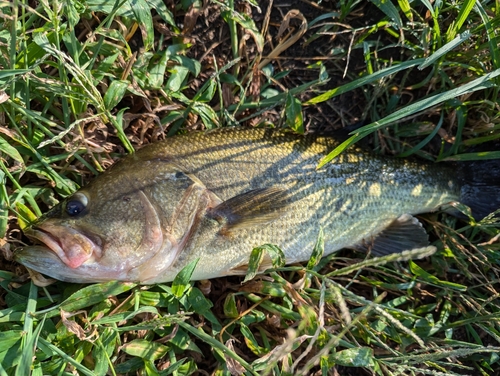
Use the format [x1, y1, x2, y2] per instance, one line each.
[13, 127, 499, 284]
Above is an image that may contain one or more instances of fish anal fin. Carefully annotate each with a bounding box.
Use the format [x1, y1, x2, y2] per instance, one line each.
[357, 214, 429, 256]
[207, 187, 290, 234]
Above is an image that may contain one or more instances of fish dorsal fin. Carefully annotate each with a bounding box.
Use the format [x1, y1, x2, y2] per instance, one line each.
[358, 214, 429, 256]
[207, 187, 290, 233]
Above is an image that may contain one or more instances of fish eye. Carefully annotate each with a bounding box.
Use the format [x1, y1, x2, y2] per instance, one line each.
[66, 192, 88, 216]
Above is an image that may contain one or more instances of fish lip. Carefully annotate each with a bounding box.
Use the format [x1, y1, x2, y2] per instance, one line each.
[24, 226, 66, 262]
[24, 224, 103, 269]
[13, 245, 125, 283]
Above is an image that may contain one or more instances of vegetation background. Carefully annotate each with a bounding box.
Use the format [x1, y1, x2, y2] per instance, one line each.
[1, 0, 500, 375]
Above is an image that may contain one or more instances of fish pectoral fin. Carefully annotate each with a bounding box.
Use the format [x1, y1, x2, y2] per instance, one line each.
[357, 214, 429, 256]
[207, 187, 290, 233]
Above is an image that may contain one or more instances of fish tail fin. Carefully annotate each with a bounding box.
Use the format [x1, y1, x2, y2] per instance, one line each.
[458, 159, 500, 220]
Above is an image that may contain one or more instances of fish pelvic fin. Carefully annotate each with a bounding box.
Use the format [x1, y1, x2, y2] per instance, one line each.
[356, 214, 429, 256]
[207, 187, 291, 234]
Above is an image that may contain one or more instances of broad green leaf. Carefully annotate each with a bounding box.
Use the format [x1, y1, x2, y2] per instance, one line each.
[243, 247, 266, 282]
[121, 339, 169, 360]
[143, 359, 160, 376]
[223, 293, 239, 318]
[187, 287, 213, 313]
[169, 326, 202, 353]
[0, 331, 23, 353]
[285, 92, 304, 134]
[261, 88, 280, 99]
[243, 244, 285, 283]
[244, 293, 301, 321]
[148, 50, 169, 89]
[171, 258, 199, 298]
[114, 358, 144, 374]
[0, 136, 24, 166]
[138, 290, 175, 307]
[370, 0, 403, 29]
[128, 0, 154, 50]
[114, 107, 135, 154]
[0, 341, 22, 371]
[145, 0, 177, 28]
[297, 304, 319, 335]
[187, 288, 221, 331]
[94, 328, 120, 375]
[240, 322, 267, 356]
[331, 347, 375, 367]
[41, 282, 137, 319]
[192, 102, 219, 129]
[414, 315, 437, 336]
[221, 10, 264, 52]
[16, 34, 53, 67]
[0, 305, 25, 323]
[219, 73, 242, 85]
[15, 202, 38, 229]
[94, 28, 129, 46]
[93, 52, 120, 81]
[174, 359, 197, 375]
[443, 202, 474, 221]
[172, 55, 201, 76]
[158, 358, 187, 375]
[25, 163, 79, 196]
[166, 65, 189, 92]
[103, 80, 129, 109]
[195, 78, 217, 102]
[307, 227, 324, 270]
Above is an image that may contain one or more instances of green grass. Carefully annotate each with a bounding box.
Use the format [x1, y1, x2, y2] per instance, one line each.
[1, 0, 500, 375]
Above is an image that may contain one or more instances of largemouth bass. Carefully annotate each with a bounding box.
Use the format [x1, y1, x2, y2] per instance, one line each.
[14, 128, 496, 283]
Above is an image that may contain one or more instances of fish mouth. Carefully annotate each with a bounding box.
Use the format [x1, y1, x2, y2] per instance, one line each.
[24, 224, 103, 269]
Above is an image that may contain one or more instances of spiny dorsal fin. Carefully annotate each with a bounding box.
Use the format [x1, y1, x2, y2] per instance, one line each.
[357, 214, 429, 256]
[207, 187, 290, 233]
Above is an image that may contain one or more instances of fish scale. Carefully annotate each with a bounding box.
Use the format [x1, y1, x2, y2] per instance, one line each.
[16, 128, 467, 283]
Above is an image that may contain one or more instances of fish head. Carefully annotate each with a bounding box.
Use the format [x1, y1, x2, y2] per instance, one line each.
[15, 157, 207, 283]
